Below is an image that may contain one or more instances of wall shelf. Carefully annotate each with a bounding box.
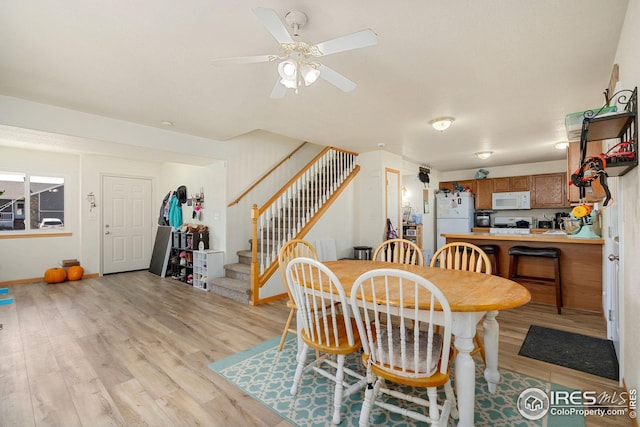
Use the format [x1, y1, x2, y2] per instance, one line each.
[579, 87, 637, 177]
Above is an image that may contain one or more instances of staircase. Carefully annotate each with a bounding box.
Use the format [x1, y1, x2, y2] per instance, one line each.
[208, 193, 334, 303]
[209, 250, 252, 303]
[209, 147, 359, 304]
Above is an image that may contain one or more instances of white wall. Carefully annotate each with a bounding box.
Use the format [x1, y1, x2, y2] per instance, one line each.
[0, 146, 230, 282]
[354, 150, 404, 251]
[79, 153, 162, 275]
[439, 159, 567, 181]
[225, 132, 321, 264]
[613, 0, 640, 396]
[401, 160, 436, 261]
[0, 147, 80, 281]
[0, 95, 226, 162]
[158, 161, 226, 253]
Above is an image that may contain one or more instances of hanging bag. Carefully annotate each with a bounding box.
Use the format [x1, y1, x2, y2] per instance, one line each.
[386, 218, 398, 240]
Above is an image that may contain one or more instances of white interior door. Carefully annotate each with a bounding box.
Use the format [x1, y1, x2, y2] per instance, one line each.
[601, 178, 620, 357]
[102, 175, 153, 274]
[608, 237, 620, 358]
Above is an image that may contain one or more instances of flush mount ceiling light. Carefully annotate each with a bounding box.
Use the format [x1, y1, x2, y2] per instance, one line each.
[555, 142, 570, 150]
[475, 151, 493, 160]
[429, 117, 455, 131]
[160, 120, 174, 127]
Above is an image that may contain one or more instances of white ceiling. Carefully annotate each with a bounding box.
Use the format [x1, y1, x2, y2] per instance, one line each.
[0, 0, 629, 171]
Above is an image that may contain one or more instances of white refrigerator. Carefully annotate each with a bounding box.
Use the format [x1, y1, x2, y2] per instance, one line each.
[436, 192, 475, 250]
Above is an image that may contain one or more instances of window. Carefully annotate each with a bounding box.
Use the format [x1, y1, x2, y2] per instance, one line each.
[0, 172, 65, 232]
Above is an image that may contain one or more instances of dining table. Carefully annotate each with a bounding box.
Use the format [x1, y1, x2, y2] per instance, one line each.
[318, 259, 532, 427]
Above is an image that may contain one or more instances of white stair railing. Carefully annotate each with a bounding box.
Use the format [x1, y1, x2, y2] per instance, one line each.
[251, 147, 359, 304]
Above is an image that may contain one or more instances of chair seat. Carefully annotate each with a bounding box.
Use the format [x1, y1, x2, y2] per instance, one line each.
[300, 315, 362, 355]
[378, 326, 443, 376]
[478, 244, 497, 255]
[366, 352, 452, 388]
[508, 246, 560, 258]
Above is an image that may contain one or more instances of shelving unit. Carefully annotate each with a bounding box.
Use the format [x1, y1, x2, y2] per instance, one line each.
[169, 230, 209, 285]
[579, 87, 637, 177]
[402, 223, 423, 249]
[192, 250, 224, 291]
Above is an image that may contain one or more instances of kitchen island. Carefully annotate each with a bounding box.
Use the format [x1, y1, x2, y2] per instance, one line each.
[442, 232, 603, 312]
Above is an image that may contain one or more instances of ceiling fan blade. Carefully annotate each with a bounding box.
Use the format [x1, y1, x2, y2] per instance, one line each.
[211, 55, 276, 66]
[253, 7, 293, 45]
[318, 64, 357, 92]
[314, 29, 377, 56]
[270, 79, 287, 99]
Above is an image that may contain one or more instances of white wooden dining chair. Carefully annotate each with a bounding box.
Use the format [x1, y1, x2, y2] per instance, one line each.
[430, 242, 492, 363]
[277, 239, 319, 351]
[349, 268, 458, 426]
[373, 238, 424, 265]
[285, 257, 367, 425]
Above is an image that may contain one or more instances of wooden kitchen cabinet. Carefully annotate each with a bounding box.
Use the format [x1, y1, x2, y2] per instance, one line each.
[566, 140, 603, 203]
[492, 176, 530, 192]
[510, 175, 531, 191]
[439, 181, 454, 191]
[531, 173, 568, 208]
[492, 177, 509, 192]
[475, 178, 493, 209]
[439, 179, 476, 194]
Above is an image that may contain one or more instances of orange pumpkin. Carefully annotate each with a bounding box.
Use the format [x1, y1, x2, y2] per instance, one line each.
[67, 265, 84, 281]
[44, 268, 67, 284]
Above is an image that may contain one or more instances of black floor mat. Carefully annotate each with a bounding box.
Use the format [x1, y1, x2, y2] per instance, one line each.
[518, 325, 619, 381]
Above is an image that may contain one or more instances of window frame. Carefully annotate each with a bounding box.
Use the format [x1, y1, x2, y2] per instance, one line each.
[0, 170, 67, 234]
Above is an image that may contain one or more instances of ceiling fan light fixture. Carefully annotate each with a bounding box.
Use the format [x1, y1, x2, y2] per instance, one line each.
[475, 151, 493, 160]
[301, 64, 320, 86]
[279, 77, 297, 89]
[278, 60, 297, 79]
[429, 116, 455, 131]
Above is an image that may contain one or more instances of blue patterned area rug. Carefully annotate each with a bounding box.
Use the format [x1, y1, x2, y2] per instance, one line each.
[208, 336, 584, 427]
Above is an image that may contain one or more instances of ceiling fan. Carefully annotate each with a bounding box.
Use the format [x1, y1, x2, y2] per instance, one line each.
[211, 7, 377, 98]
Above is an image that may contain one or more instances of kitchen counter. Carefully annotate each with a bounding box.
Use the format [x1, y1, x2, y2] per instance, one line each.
[442, 232, 603, 312]
[448, 231, 604, 245]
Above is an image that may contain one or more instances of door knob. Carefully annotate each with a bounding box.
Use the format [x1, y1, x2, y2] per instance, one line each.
[105, 230, 110, 235]
[608, 254, 619, 262]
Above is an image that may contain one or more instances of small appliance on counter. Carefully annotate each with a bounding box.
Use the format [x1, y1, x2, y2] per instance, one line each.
[489, 216, 533, 234]
[474, 211, 492, 227]
[565, 205, 601, 239]
[555, 212, 570, 229]
[538, 220, 553, 229]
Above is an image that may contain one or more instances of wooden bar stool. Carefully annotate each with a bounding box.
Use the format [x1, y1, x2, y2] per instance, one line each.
[508, 246, 562, 314]
[478, 244, 499, 275]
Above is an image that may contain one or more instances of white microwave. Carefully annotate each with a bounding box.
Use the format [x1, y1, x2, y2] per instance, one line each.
[492, 191, 531, 210]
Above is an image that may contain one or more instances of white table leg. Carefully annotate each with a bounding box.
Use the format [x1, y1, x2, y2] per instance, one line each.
[452, 312, 484, 427]
[483, 310, 500, 393]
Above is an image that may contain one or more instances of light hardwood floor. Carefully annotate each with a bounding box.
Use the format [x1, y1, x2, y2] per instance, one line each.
[0, 271, 632, 426]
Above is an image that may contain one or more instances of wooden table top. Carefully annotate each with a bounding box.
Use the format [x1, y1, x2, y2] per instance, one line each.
[324, 260, 531, 312]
